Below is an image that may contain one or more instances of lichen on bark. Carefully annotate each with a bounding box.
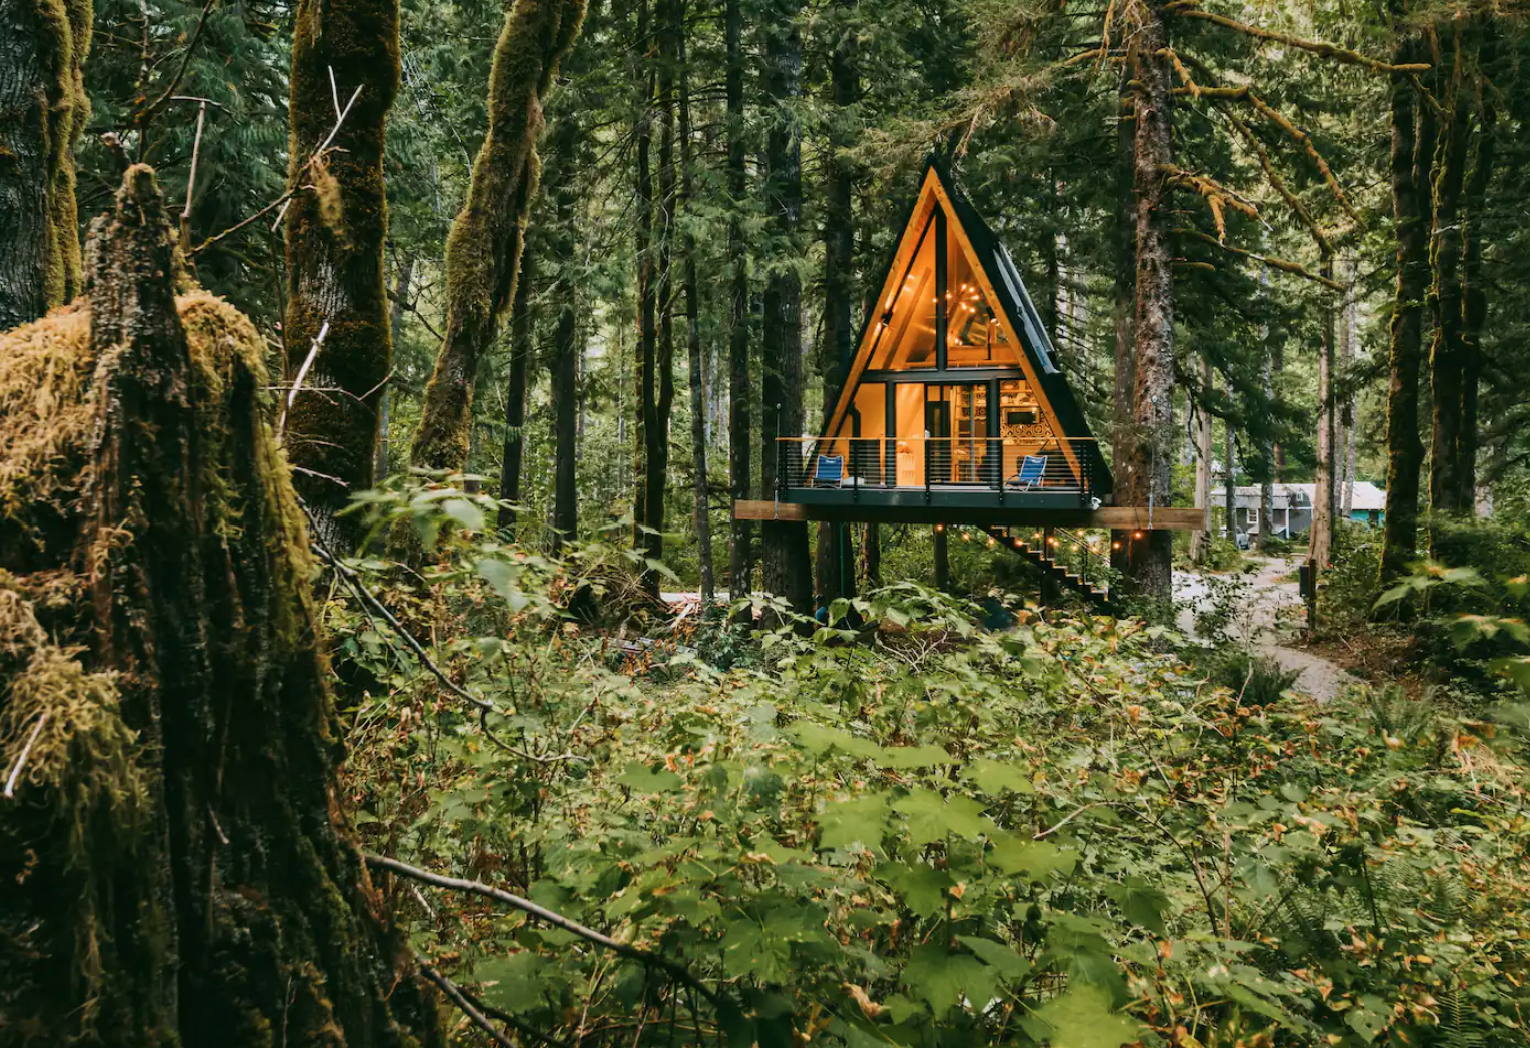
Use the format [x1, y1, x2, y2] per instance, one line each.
[0, 167, 440, 1046]
[408, 0, 586, 474]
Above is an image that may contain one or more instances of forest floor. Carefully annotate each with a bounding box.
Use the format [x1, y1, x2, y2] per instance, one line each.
[1175, 555, 1356, 703]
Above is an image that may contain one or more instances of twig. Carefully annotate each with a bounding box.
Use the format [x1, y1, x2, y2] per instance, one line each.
[190, 190, 294, 256]
[189, 73, 361, 255]
[182, 100, 207, 227]
[4, 714, 47, 799]
[1175, 228, 1345, 290]
[277, 319, 329, 443]
[370, 855, 722, 1009]
[413, 951, 517, 1048]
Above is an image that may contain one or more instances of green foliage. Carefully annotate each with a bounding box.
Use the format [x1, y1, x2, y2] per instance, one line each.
[329, 479, 1530, 1047]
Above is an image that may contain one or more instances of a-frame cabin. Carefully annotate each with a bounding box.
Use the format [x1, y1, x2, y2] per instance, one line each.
[741, 160, 1161, 528]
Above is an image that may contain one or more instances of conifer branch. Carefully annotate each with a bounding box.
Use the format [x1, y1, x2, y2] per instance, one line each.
[1169, 9, 1431, 74]
[1176, 227, 1345, 290]
[1218, 105, 1333, 254]
[1245, 91, 1361, 224]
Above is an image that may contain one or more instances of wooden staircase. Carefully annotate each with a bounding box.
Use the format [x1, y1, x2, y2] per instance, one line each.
[980, 525, 1113, 610]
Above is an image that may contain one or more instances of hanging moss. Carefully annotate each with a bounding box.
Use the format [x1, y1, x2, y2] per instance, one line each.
[0, 168, 441, 1046]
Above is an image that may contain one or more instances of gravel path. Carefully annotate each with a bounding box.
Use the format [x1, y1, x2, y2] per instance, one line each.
[1175, 556, 1355, 703]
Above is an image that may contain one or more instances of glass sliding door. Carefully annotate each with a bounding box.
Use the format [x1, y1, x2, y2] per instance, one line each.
[924, 384, 989, 485]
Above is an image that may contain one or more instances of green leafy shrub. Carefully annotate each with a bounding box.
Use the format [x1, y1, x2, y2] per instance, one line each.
[325, 478, 1530, 1048]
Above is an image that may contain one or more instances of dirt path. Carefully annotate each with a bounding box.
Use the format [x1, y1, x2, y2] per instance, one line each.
[1174, 556, 1355, 703]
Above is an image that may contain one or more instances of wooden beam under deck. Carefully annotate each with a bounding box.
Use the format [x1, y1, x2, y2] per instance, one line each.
[732, 499, 1206, 530]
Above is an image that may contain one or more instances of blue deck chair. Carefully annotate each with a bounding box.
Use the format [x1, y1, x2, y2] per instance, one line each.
[1008, 454, 1047, 490]
[813, 454, 845, 487]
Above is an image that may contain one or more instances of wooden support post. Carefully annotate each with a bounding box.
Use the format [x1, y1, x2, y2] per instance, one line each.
[934, 524, 949, 591]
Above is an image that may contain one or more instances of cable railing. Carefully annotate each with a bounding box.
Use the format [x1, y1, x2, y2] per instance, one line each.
[775, 435, 1099, 504]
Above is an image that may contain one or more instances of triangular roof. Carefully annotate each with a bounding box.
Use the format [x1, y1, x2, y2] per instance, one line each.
[823, 159, 1112, 492]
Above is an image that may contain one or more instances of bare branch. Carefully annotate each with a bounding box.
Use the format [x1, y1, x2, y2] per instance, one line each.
[412, 952, 517, 1048]
[368, 854, 723, 1009]
[4, 714, 47, 799]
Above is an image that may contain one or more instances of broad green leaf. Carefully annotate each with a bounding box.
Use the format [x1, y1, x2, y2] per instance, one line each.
[1103, 876, 1170, 937]
[618, 761, 684, 793]
[819, 794, 890, 851]
[960, 757, 1035, 794]
[476, 557, 515, 597]
[894, 789, 986, 845]
[1025, 985, 1143, 1048]
[476, 952, 548, 1013]
[880, 743, 952, 770]
[989, 835, 1076, 881]
[900, 943, 996, 1016]
[957, 936, 1030, 980]
[878, 860, 953, 918]
[793, 722, 881, 760]
[442, 497, 485, 532]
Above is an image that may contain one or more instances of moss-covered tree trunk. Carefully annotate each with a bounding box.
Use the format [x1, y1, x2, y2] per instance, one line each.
[1427, 58, 1470, 531]
[0, 168, 439, 1047]
[1457, 53, 1495, 512]
[725, 0, 753, 602]
[760, 0, 812, 616]
[0, 0, 89, 331]
[283, 0, 399, 545]
[1380, 28, 1431, 583]
[408, 0, 586, 474]
[1117, 4, 1175, 604]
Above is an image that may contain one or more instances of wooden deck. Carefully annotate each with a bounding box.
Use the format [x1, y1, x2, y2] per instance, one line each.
[732, 499, 1205, 530]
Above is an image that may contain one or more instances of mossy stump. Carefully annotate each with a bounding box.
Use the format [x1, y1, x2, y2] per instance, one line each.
[0, 167, 440, 1046]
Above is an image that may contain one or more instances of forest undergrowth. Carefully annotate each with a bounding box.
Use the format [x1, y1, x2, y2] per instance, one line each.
[329, 479, 1530, 1048]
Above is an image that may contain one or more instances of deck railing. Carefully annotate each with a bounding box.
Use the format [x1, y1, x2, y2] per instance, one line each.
[775, 435, 1098, 504]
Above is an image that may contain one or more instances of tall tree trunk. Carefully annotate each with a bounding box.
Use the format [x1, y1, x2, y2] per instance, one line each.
[1427, 50, 1470, 530]
[284, 0, 399, 546]
[632, 0, 655, 556]
[1118, 6, 1175, 603]
[1109, 69, 1136, 576]
[1457, 35, 1496, 514]
[377, 252, 414, 481]
[1191, 356, 1213, 563]
[677, 0, 713, 607]
[1381, 30, 1431, 582]
[724, 0, 753, 602]
[548, 115, 581, 549]
[497, 246, 536, 532]
[815, 0, 857, 605]
[0, 0, 89, 330]
[1257, 266, 1275, 550]
[409, 0, 585, 473]
[1340, 256, 1357, 520]
[1310, 253, 1337, 568]
[0, 166, 440, 1046]
[1224, 421, 1235, 546]
[759, 0, 812, 616]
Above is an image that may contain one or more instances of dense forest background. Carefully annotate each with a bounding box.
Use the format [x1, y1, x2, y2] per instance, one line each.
[40, 0, 1530, 601]
[6, 0, 1530, 1044]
